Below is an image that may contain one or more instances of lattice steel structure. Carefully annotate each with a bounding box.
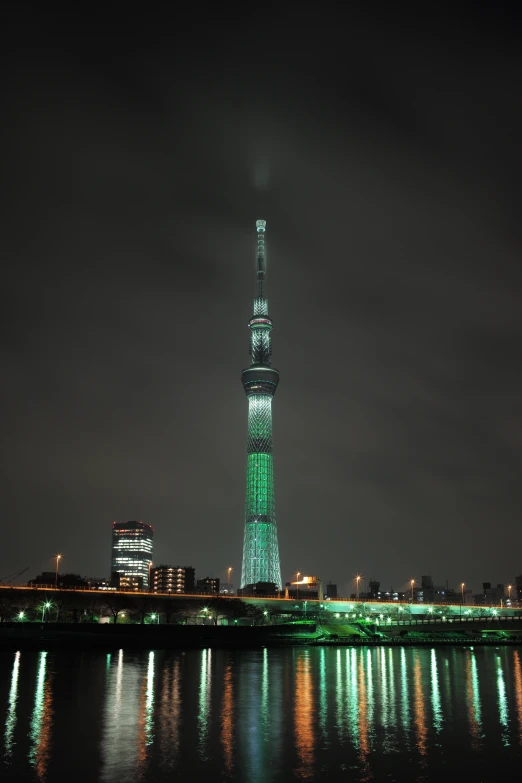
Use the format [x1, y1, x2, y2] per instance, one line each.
[240, 220, 282, 589]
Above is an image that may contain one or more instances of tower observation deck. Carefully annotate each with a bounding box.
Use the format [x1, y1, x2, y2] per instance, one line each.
[240, 220, 282, 589]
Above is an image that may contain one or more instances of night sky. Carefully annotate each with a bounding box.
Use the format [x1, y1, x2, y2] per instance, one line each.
[3, 6, 522, 596]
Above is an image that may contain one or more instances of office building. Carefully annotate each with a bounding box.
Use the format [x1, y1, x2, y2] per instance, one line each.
[111, 520, 153, 590]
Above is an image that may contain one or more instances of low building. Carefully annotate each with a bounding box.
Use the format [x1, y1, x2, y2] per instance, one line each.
[150, 566, 195, 594]
[196, 577, 220, 595]
[325, 582, 338, 599]
[117, 575, 144, 591]
[87, 578, 114, 591]
[285, 576, 322, 600]
[28, 572, 56, 587]
[238, 581, 278, 597]
[515, 575, 522, 606]
[474, 582, 506, 606]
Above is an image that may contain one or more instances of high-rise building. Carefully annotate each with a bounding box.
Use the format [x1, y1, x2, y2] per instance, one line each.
[150, 565, 195, 594]
[111, 520, 153, 590]
[240, 220, 282, 589]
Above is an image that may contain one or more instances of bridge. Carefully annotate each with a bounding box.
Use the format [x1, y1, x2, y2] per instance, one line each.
[1, 584, 520, 623]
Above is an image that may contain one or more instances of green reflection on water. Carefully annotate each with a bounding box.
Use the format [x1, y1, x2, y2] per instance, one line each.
[319, 648, 327, 741]
[468, 651, 482, 747]
[4, 651, 20, 759]
[261, 648, 269, 738]
[496, 655, 509, 746]
[335, 649, 345, 741]
[28, 649, 53, 778]
[400, 648, 410, 738]
[387, 647, 397, 729]
[366, 649, 374, 726]
[348, 649, 359, 746]
[198, 649, 211, 756]
[430, 648, 442, 733]
[29, 651, 47, 765]
[380, 648, 389, 727]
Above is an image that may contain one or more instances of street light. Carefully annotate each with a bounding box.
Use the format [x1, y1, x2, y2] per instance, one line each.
[296, 572, 301, 600]
[410, 578, 415, 601]
[461, 582, 465, 603]
[150, 613, 159, 624]
[42, 601, 52, 622]
[227, 567, 233, 593]
[508, 584, 513, 601]
[355, 575, 361, 601]
[55, 554, 62, 586]
[18, 611, 25, 621]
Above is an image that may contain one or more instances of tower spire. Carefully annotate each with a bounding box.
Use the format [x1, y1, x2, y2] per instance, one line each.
[240, 220, 282, 590]
[256, 218, 266, 297]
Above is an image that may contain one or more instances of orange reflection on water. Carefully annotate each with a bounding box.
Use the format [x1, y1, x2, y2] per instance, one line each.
[221, 662, 234, 772]
[294, 650, 315, 780]
[159, 658, 182, 768]
[35, 671, 53, 781]
[358, 653, 371, 781]
[513, 651, 522, 744]
[413, 652, 427, 759]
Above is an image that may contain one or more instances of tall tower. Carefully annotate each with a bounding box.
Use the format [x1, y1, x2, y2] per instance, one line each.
[241, 220, 282, 589]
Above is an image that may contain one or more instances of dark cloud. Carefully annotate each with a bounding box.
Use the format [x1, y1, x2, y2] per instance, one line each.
[2, 6, 521, 594]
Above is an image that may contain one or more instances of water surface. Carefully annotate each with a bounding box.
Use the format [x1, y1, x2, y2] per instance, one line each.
[1, 646, 522, 781]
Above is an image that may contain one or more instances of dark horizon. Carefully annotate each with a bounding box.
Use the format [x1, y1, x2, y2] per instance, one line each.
[2, 6, 522, 595]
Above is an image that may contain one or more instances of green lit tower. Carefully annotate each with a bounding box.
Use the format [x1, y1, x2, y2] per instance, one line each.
[241, 219, 282, 589]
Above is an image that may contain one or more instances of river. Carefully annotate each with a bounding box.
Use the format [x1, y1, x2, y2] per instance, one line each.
[1, 646, 521, 781]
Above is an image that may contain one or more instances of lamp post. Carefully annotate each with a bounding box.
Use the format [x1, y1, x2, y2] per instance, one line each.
[461, 582, 465, 603]
[508, 584, 513, 602]
[356, 575, 361, 601]
[296, 572, 301, 600]
[55, 554, 62, 587]
[227, 567, 232, 593]
[410, 578, 415, 602]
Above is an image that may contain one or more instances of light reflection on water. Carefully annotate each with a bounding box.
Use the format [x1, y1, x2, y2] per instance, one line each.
[413, 651, 428, 759]
[496, 654, 509, 746]
[2, 646, 522, 782]
[3, 650, 20, 761]
[466, 650, 482, 749]
[221, 659, 234, 773]
[514, 650, 522, 744]
[294, 649, 314, 779]
[430, 648, 442, 734]
[28, 650, 53, 780]
[197, 648, 211, 760]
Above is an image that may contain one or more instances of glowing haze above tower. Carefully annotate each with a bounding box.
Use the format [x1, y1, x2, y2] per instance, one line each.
[240, 220, 282, 589]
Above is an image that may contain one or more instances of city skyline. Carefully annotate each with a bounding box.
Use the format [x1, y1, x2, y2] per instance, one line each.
[2, 7, 522, 592]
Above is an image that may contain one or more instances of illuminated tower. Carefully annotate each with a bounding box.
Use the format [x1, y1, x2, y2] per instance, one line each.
[241, 220, 282, 589]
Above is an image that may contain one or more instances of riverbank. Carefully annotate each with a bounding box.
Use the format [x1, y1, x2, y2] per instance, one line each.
[1, 622, 521, 650]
